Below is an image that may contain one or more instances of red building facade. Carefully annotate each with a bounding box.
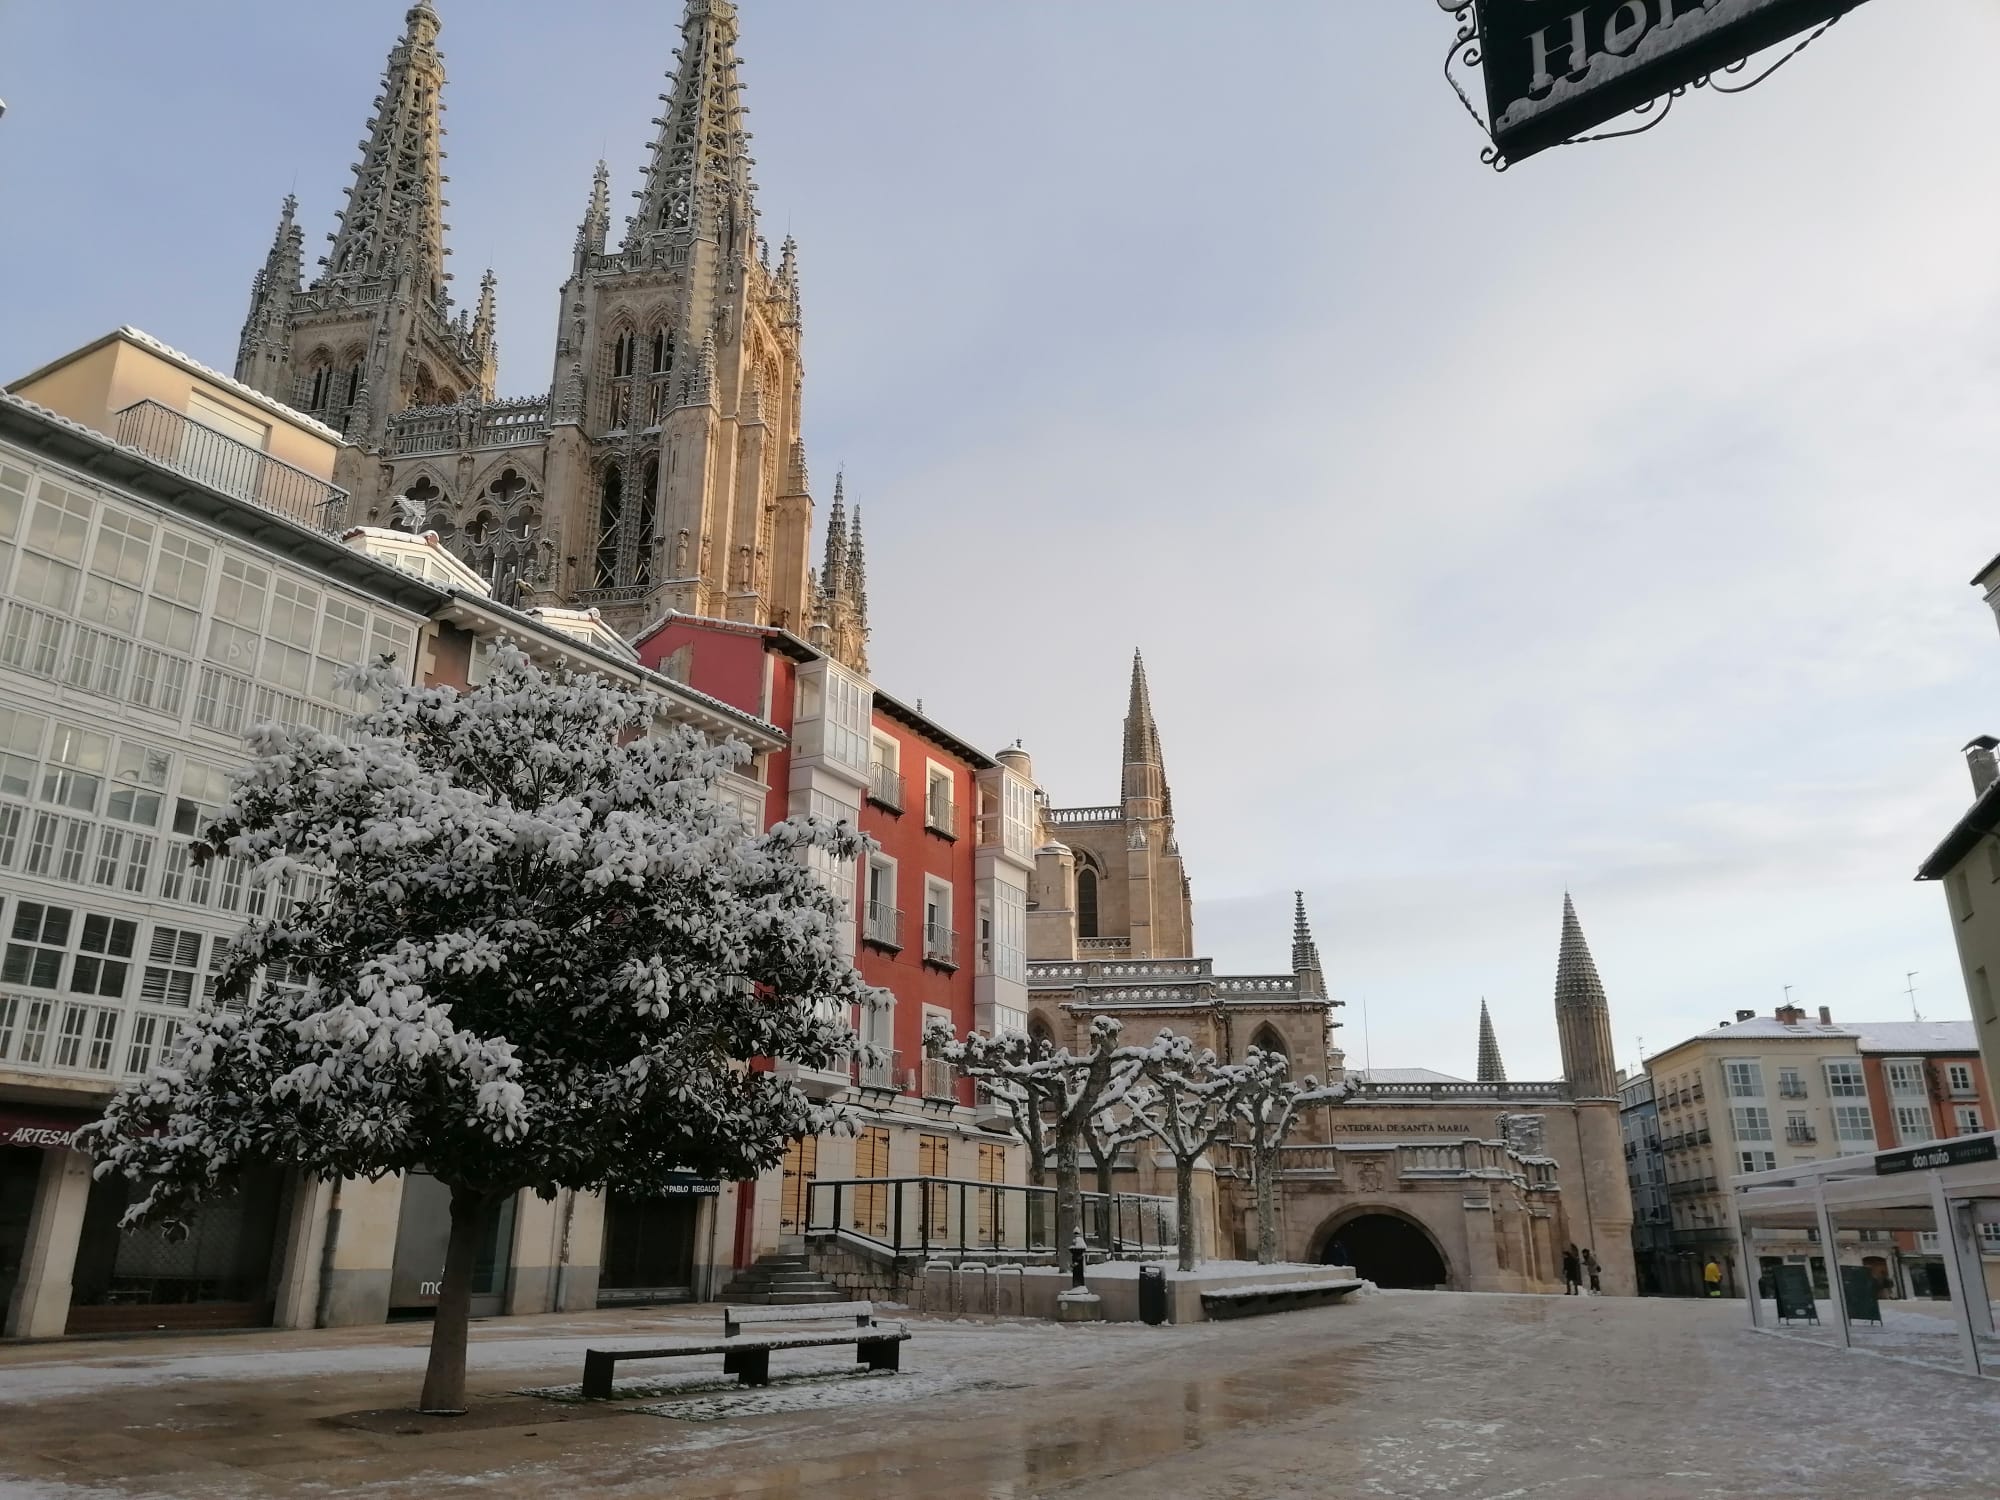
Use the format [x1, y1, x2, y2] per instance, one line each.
[636, 614, 1036, 1265]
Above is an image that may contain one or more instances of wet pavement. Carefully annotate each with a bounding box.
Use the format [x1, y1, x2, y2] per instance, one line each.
[2, 1290, 1998, 1496]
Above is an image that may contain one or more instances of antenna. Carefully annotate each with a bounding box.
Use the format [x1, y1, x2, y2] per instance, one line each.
[1783, 984, 1793, 1008]
[1905, 971, 1921, 1023]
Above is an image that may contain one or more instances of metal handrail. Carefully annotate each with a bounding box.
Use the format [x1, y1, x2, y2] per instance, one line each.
[925, 797, 958, 837]
[114, 400, 348, 533]
[923, 923, 958, 967]
[868, 762, 905, 811]
[803, 1175, 1174, 1261]
[864, 902, 903, 949]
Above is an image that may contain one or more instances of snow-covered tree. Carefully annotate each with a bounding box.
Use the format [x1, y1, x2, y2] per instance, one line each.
[1126, 1031, 1251, 1272]
[1083, 1093, 1151, 1206]
[926, 1016, 1142, 1252]
[1235, 1049, 1344, 1264]
[82, 647, 876, 1413]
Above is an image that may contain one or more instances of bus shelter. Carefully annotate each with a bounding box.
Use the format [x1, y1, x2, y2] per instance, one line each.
[1732, 1134, 2000, 1376]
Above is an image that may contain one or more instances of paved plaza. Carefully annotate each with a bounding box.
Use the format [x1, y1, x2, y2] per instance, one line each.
[1, 1291, 1998, 1497]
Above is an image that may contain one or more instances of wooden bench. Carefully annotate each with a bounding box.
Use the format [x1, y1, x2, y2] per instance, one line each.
[1199, 1278, 1365, 1321]
[580, 1301, 908, 1399]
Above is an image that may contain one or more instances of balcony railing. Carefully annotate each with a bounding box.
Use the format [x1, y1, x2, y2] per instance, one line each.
[805, 1176, 1174, 1261]
[922, 1057, 960, 1101]
[1784, 1123, 1817, 1143]
[855, 1048, 901, 1091]
[925, 798, 958, 838]
[863, 902, 903, 951]
[115, 400, 348, 534]
[868, 762, 905, 812]
[1778, 1082, 1810, 1099]
[923, 924, 959, 969]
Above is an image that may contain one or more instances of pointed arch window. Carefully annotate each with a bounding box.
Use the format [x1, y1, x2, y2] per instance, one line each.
[345, 365, 362, 407]
[634, 459, 660, 588]
[594, 464, 624, 589]
[1076, 868, 1099, 940]
[612, 331, 635, 378]
[651, 330, 673, 374]
[1249, 1025, 1291, 1078]
[1028, 1014, 1056, 1058]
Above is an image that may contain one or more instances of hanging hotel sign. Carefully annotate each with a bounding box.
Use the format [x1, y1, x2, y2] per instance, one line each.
[1875, 1135, 1999, 1177]
[1473, 0, 1869, 164]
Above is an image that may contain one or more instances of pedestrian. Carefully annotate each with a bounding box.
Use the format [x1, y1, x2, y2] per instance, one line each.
[1585, 1248, 1602, 1295]
[1704, 1258, 1724, 1298]
[1329, 1238, 1353, 1270]
[1562, 1243, 1582, 1295]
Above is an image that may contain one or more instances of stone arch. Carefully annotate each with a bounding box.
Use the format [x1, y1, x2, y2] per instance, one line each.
[1248, 1023, 1291, 1076]
[1310, 1205, 1452, 1290]
[466, 455, 543, 505]
[1027, 1011, 1058, 1057]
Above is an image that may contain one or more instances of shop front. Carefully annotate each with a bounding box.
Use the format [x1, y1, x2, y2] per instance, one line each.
[67, 1165, 285, 1334]
[0, 1146, 41, 1324]
[598, 1175, 718, 1306]
[388, 1172, 517, 1318]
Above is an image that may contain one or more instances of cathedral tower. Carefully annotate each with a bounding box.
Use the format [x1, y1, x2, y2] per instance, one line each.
[234, 1, 494, 440]
[543, 0, 815, 636]
[1553, 894, 1619, 1100]
[234, 0, 834, 652]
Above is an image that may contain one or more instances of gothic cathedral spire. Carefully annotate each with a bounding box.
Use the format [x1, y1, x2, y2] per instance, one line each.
[1121, 650, 1167, 817]
[235, 195, 302, 397]
[235, 0, 490, 440]
[1553, 894, 1618, 1099]
[323, 0, 450, 306]
[1292, 892, 1328, 1001]
[1477, 998, 1507, 1084]
[627, 0, 753, 253]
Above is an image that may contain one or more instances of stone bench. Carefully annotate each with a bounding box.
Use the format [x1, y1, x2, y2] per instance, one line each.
[1199, 1278, 1365, 1320]
[580, 1301, 906, 1397]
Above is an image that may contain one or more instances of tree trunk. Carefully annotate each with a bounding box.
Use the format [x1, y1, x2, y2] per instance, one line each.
[1175, 1157, 1197, 1273]
[1255, 1148, 1278, 1265]
[1055, 1131, 1081, 1258]
[418, 1186, 490, 1414]
[1091, 1143, 1115, 1205]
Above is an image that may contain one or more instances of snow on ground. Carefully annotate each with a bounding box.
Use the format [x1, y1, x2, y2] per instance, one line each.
[1086, 1258, 1327, 1280]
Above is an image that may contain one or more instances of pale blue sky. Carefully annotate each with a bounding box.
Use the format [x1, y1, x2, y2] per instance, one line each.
[3, 1, 1998, 1080]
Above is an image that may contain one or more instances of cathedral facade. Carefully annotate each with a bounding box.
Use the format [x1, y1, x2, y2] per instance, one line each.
[1022, 662, 1636, 1295]
[231, 0, 866, 666]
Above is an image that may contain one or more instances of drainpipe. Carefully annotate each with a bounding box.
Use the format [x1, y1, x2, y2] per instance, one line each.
[312, 1181, 344, 1329]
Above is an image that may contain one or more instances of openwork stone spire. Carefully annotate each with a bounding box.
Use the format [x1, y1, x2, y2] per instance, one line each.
[847, 505, 868, 633]
[575, 160, 611, 262]
[1477, 998, 1507, 1085]
[627, 0, 753, 251]
[235, 195, 303, 385]
[819, 470, 848, 610]
[1554, 894, 1618, 1099]
[322, 1, 452, 311]
[1292, 892, 1327, 1001]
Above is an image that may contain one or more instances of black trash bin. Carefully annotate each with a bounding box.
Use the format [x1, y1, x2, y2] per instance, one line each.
[1138, 1263, 1168, 1325]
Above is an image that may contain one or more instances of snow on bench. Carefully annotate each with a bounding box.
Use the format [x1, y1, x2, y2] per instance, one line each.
[581, 1301, 907, 1397]
[1199, 1278, 1365, 1319]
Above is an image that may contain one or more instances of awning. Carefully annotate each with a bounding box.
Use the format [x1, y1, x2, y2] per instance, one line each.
[0, 1105, 97, 1151]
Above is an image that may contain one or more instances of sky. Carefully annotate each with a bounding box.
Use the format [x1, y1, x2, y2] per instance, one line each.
[3, 1, 1998, 1083]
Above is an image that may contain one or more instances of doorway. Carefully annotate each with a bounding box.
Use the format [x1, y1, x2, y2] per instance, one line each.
[1325, 1213, 1449, 1289]
[0, 1148, 41, 1326]
[598, 1192, 700, 1305]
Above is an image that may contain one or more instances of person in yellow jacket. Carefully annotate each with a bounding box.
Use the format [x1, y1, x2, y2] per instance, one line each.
[1703, 1259, 1724, 1297]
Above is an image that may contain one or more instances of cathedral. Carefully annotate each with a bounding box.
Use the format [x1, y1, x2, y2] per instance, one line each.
[1022, 659, 1636, 1295]
[231, 0, 866, 667]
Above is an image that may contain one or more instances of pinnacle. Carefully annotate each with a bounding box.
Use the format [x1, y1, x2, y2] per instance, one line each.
[1556, 895, 1605, 1011]
[1291, 892, 1327, 1000]
[1476, 998, 1507, 1084]
[1123, 650, 1160, 766]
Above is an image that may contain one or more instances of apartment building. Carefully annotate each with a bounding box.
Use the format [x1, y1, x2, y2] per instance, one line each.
[1644, 1006, 1999, 1299]
[1, 330, 782, 1337]
[634, 612, 1036, 1269]
[1618, 1069, 1670, 1293]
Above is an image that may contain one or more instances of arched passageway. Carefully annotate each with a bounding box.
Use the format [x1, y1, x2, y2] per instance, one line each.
[1323, 1213, 1449, 1289]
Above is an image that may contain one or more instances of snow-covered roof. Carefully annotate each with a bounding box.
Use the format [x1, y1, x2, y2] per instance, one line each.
[1680, 1018, 1856, 1043]
[7, 327, 346, 444]
[1354, 1067, 1469, 1085]
[1851, 1021, 1978, 1055]
[342, 527, 491, 594]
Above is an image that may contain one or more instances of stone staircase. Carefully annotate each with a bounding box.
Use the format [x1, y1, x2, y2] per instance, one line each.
[717, 1252, 846, 1305]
